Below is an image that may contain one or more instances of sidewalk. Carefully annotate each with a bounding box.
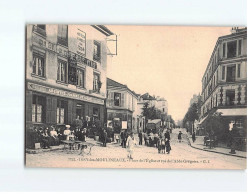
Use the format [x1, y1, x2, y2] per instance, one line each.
[187, 134, 247, 159]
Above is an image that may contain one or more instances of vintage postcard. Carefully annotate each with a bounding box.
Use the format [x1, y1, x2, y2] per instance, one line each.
[25, 25, 247, 169]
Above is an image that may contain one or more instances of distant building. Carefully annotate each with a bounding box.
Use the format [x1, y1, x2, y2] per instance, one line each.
[106, 78, 138, 133]
[199, 27, 247, 140]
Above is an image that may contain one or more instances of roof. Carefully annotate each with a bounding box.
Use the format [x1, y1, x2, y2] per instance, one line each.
[107, 78, 138, 98]
[141, 93, 156, 100]
[217, 108, 247, 116]
[91, 25, 114, 36]
[107, 78, 127, 88]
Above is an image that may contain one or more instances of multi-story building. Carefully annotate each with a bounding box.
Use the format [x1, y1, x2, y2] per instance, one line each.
[26, 24, 114, 130]
[155, 96, 168, 114]
[199, 27, 247, 138]
[106, 78, 138, 132]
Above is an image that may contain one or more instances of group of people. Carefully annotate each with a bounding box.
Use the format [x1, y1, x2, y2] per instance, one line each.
[137, 129, 172, 154]
[27, 124, 89, 150]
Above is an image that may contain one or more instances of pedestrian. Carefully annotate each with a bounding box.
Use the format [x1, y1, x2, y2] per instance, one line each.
[122, 130, 127, 148]
[78, 128, 87, 155]
[165, 130, 170, 141]
[178, 131, 182, 143]
[138, 131, 143, 145]
[192, 131, 196, 143]
[41, 128, 50, 149]
[102, 129, 107, 147]
[64, 125, 71, 140]
[157, 136, 163, 153]
[165, 138, 171, 154]
[126, 132, 136, 159]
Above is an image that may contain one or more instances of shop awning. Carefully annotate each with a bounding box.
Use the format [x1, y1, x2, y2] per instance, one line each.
[217, 108, 247, 116]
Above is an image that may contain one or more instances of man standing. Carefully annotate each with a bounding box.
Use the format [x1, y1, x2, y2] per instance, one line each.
[165, 129, 170, 141]
[102, 129, 107, 147]
[138, 131, 143, 145]
[192, 131, 196, 143]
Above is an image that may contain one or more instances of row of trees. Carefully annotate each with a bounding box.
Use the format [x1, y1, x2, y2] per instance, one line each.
[183, 103, 199, 133]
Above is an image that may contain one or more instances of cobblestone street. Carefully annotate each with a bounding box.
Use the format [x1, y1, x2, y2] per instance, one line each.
[26, 129, 246, 169]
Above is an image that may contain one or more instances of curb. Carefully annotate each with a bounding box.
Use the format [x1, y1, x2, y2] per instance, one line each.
[186, 134, 246, 159]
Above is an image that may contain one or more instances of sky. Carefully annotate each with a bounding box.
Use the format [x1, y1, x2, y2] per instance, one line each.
[106, 25, 231, 121]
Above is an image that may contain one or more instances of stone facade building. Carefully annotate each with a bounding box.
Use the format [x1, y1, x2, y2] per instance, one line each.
[26, 25, 114, 130]
[199, 27, 247, 139]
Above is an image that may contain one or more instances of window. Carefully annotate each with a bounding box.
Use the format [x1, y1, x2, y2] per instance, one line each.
[226, 90, 235, 105]
[93, 107, 100, 119]
[227, 40, 237, 58]
[236, 119, 243, 128]
[93, 73, 100, 91]
[216, 70, 218, 82]
[114, 92, 121, 106]
[33, 25, 46, 36]
[32, 53, 45, 77]
[93, 41, 101, 62]
[32, 95, 45, 123]
[238, 40, 242, 56]
[68, 66, 77, 85]
[57, 100, 67, 124]
[226, 65, 236, 82]
[57, 59, 67, 83]
[237, 64, 241, 78]
[222, 66, 225, 80]
[76, 69, 85, 88]
[223, 43, 226, 58]
[57, 25, 68, 47]
[76, 104, 85, 119]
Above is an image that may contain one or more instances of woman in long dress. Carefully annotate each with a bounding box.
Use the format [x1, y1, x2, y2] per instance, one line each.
[126, 132, 136, 159]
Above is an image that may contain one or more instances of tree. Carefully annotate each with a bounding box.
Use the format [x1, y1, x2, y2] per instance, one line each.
[183, 103, 199, 133]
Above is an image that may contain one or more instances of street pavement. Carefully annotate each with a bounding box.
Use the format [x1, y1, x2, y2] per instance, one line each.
[26, 128, 246, 169]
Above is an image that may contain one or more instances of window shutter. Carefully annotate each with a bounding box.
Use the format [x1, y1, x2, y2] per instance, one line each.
[26, 91, 32, 122]
[46, 96, 52, 124]
[51, 97, 57, 124]
[121, 93, 125, 107]
[110, 92, 114, 106]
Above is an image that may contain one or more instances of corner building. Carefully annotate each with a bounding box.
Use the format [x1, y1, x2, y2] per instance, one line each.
[25, 25, 114, 129]
[200, 28, 247, 139]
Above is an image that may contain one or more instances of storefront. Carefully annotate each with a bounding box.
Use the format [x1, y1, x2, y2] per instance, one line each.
[106, 109, 133, 133]
[26, 81, 105, 130]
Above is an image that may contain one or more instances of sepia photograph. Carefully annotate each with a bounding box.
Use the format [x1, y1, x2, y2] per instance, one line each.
[25, 24, 247, 169]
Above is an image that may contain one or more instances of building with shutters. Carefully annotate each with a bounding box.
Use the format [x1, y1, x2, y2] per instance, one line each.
[25, 24, 115, 131]
[106, 78, 138, 133]
[199, 27, 247, 143]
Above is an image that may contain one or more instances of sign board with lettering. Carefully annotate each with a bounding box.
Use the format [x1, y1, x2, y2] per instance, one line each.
[27, 82, 104, 105]
[77, 29, 86, 56]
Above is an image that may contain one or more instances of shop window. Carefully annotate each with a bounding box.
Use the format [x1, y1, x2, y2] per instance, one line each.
[32, 95, 45, 123]
[76, 104, 85, 119]
[57, 59, 67, 83]
[76, 68, 85, 88]
[236, 119, 243, 128]
[237, 64, 241, 78]
[93, 107, 100, 119]
[114, 92, 121, 106]
[57, 100, 67, 124]
[57, 25, 68, 47]
[32, 53, 45, 77]
[93, 41, 101, 62]
[226, 90, 235, 105]
[226, 65, 236, 82]
[227, 40, 237, 58]
[93, 73, 100, 91]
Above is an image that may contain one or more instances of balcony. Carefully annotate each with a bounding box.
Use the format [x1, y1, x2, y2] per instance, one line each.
[33, 25, 46, 37]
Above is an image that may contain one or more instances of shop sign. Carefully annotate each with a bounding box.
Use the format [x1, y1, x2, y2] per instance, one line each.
[77, 29, 86, 56]
[27, 82, 104, 105]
